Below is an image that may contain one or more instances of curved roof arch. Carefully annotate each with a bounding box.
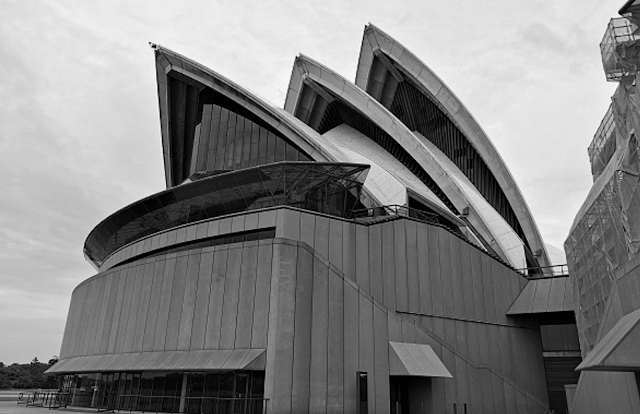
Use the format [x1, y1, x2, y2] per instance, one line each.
[284, 54, 528, 267]
[355, 24, 550, 267]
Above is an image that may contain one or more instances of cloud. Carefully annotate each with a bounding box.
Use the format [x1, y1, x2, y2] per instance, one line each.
[0, 0, 621, 362]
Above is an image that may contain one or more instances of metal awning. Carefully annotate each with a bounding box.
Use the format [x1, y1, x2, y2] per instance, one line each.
[388, 341, 452, 378]
[577, 308, 640, 372]
[45, 349, 266, 375]
[507, 276, 574, 315]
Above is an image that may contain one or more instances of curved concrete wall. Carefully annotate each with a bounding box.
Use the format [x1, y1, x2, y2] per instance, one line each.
[59, 208, 549, 413]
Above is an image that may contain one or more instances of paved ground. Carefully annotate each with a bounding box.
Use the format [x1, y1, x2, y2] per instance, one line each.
[0, 401, 96, 414]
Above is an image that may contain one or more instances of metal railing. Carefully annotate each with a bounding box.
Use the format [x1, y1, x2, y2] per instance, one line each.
[23, 391, 70, 409]
[518, 264, 569, 278]
[351, 205, 440, 225]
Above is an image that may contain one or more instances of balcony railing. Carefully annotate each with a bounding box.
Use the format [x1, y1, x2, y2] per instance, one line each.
[351, 205, 440, 225]
[518, 264, 569, 279]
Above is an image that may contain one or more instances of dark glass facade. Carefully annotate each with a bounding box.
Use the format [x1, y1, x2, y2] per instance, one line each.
[59, 371, 265, 413]
[168, 75, 311, 186]
[84, 162, 369, 266]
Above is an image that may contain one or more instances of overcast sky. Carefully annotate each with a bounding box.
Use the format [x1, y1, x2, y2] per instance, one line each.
[0, 0, 618, 363]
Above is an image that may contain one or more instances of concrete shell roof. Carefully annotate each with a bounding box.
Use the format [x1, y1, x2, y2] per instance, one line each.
[355, 24, 550, 267]
[284, 53, 529, 267]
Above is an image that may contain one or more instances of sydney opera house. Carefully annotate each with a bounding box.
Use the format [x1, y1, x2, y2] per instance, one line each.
[47, 25, 583, 413]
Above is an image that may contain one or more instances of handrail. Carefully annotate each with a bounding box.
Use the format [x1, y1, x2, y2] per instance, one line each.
[518, 264, 569, 278]
[351, 205, 440, 224]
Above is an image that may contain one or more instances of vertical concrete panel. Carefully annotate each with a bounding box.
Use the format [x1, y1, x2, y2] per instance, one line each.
[503, 383, 518, 414]
[309, 257, 329, 414]
[328, 218, 343, 271]
[123, 263, 146, 353]
[77, 283, 96, 355]
[405, 220, 420, 313]
[58, 289, 77, 358]
[291, 247, 313, 414]
[220, 247, 243, 349]
[177, 253, 201, 350]
[480, 255, 497, 323]
[443, 320, 458, 407]
[68, 283, 92, 356]
[153, 256, 177, 351]
[282, 210, 301, 241]
[507, 328, 524, 408]
[498, 325, 514, 383]
[219, 217, 232, 235]
[343, 283, 359, 414]
[204, 249, 228, 349]
[231, 214, 245, 233]
[454, 320, 470, 407]
[459, 242, 474, 321]
[251, 243, 273, 348]
[355, 225, 370, 292]
[87, 276, 107, 355]
[244, 213, 259, 231]
[388, 313, 403, 342]
[449, 236, 464, 319]
[438, 230, 454, 318]
[393, 220, 408, 312]
[115, 266, 136, 353]
[76, 280, 96, 356]
[373, 304, 390, 414]
[489, 326, 507, 414]
[267, 243, 297, 414]
[258, 209, 277, 228]
[359, 295, 375, 413]
[327, 270, 345, 412]
[468, 365, 484, 413]
[191, 250, 214, 350]
[417, 225, 432, 315]
[207, 220, 220, 238]
[99, 270, 121, 355]
[107, 269, 127, 354]
[235, 244, 258, 349]
[491, 264, 507, 325]
[142, 260, 165, 352]
[314, 216, 330, 259]
[299, 212, 316, 249]
[381, 222, 396, 311]
[342, 221, 356, 282]
[165, 254, 189, 351]
[428, 227, 443, 316]
[132, 261, 155, 352]
[470, 249, 486, 321]
[369, 225, 383, 303]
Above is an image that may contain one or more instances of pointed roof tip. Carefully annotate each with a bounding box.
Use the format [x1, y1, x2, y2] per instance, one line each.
[149, 42, 158, 50]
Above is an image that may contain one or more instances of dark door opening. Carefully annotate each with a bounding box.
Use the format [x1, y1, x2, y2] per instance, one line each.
[390, 377, 410, 414]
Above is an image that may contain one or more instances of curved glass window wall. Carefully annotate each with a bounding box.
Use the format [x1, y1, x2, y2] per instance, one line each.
[84, 162, 369, 267]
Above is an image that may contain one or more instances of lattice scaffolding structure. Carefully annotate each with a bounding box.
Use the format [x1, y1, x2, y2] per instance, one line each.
[588, 104, 617, 181]
[601, 17, 640, 82]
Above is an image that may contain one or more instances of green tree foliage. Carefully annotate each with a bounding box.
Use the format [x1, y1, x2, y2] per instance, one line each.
[0, 357, 58, 389]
